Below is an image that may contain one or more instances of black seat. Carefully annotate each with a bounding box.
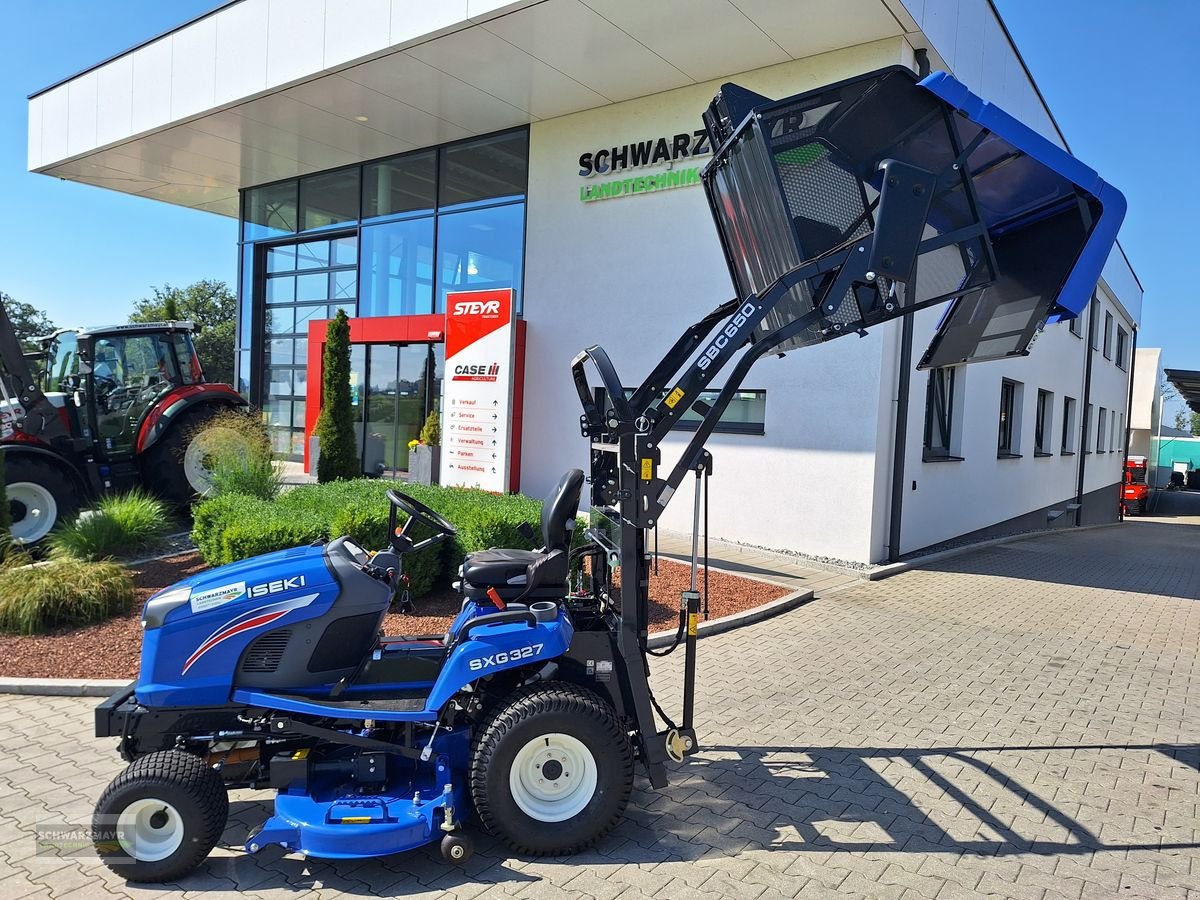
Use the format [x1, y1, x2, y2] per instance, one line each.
[461, 469, 583, 596]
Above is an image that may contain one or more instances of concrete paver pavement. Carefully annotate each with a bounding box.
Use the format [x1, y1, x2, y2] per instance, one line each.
[3, 493, 1200, 898]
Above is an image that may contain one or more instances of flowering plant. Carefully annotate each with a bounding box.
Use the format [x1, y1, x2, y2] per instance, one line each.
[407, 439, 422, 450]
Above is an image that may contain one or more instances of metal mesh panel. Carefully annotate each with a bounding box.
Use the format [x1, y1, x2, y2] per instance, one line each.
[240, 630, 291, 674]
[774, 142, 872, 261]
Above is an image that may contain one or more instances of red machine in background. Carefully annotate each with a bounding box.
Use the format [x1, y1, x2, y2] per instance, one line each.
[1123, 456, 1150, 516]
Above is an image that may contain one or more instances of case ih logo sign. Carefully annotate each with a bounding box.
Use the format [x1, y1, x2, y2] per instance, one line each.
[443, 290, 516, 493]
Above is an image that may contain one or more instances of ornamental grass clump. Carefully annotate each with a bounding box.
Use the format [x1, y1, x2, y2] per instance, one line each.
[48, 490, 171, 561]
[204, 409, 281, 501]
[0, 550, 134, 634]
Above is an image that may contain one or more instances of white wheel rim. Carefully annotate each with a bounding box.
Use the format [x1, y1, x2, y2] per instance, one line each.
[116, 798, 185, 862]
[509, 733, 598, 822]
[8, 481, 57, 543]
[182, 425, 244, 496]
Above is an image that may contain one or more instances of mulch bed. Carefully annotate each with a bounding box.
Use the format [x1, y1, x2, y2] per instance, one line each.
[0, 551, 790, 680]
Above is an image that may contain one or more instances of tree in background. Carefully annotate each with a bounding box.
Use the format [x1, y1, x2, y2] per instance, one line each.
[0, 292, 56, 353]
[130, 281, 235, 385]
[1192, 412, 1200, 437]
[1175, 409, 1189, 433]
[314, 311, 359, 482]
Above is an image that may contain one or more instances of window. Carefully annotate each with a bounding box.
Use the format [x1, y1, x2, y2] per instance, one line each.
[1096, 407, 1107, 453]
[998, 379, 1022, 457]
[439, 130, 528, 207]
[243, 181, 298, 240]
[1089, 298, 1100, 350]
[1115, 327, 1128, 370]
[1034, 389, 1053, 456]
[363, 151, 436, 220]
[1084, 404, 1093, 453]
[437, 203, 525, 314]
[1068, 313, 1082, 337]
[923, 367, 961, 460]
[1113, 411, 1123, 453]
[360, 217, 435, 316]
[1061, 396, 1077, 454]
[1102, 311, 1113, 359]
[300, 168, 360, 231]
[608, 387, 767, 435]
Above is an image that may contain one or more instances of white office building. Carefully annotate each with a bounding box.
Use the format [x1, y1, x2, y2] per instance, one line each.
[27, 0, 1142, 563]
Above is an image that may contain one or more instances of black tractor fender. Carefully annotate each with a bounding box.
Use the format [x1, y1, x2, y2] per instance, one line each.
[136, 386, 247, 455]
[1, 442, 92, 500]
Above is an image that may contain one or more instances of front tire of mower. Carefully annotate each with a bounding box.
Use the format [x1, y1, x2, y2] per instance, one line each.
[470, 683, 633, 855]
[93, 750, 228, 882]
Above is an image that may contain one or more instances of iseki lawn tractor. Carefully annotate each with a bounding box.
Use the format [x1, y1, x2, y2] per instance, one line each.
[90, 66, 1124, 881]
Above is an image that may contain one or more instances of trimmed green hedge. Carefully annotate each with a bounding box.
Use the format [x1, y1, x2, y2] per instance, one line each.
[192, 479, 545, 598]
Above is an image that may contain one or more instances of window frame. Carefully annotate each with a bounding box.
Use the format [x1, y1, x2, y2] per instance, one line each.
[997, 379, 1022, 458]
[923, 366, 962, 461]
[1096, 406, 1107, 453]
[1034, 389, 1053, 457]
[1103, 310, 1113, 359]
[609, 387, 767, 436]
[1115, 326, 1128, 370]
[1061, 396, 1077, 455]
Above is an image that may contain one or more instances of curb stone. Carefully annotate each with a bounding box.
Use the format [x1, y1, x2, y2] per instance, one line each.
[866, 520, 1123, 581]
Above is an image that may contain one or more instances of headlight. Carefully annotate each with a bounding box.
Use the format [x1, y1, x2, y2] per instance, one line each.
[142, 586, 192, 629]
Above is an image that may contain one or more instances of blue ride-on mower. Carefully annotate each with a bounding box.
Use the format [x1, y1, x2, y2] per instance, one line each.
[91, 64, 1124, 881]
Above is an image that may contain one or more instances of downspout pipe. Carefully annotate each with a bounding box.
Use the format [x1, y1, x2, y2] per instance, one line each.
[1074, 299, 1096, 527]
[1119, 326, 1138, 519]
[887, 314, 914, 563]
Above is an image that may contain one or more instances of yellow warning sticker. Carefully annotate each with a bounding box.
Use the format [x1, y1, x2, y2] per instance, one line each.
[292, 749, 310, 760]
[641, 458, 654, 480]
[664, 387, 685, 409]
[340, 816, 372, 824]
[687, 613, 699, 636]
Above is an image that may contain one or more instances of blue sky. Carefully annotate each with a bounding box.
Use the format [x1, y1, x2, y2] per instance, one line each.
[0, 0, 1194, 408]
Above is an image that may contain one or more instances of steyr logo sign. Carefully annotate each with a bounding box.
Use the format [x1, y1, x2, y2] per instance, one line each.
[452, 300, 501, 317]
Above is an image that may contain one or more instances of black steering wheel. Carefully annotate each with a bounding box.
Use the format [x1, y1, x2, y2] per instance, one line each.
[386, 490, 456, 553]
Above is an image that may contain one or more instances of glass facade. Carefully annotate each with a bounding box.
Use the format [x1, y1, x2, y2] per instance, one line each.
[236, 128, 528, 464]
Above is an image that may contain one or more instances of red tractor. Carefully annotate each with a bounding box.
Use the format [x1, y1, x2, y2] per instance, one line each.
[0, 301, 247, 543]
[1122, 455, 1150, 516]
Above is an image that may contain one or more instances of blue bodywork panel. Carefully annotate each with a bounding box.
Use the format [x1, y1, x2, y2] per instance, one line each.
[136, 544, 338, 707]
[250, 727, 471, 859]
[917, 71, 1126, 324]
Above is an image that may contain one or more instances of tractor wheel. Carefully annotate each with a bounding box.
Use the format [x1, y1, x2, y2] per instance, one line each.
[142, 406, 243, 506]
[5, 457, 79, 544]
[470, 683, 632, 855]
[93, 750, 228, 883]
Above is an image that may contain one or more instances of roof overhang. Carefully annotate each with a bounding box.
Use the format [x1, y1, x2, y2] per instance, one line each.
[26, 0, 918, 217]
[1165, 369, 1200, 415]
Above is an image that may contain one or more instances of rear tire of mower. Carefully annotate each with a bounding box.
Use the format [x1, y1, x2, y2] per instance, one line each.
[93, 750, 228, 883]
[5, 457, 79, 545]
[470, 683, 633, 856]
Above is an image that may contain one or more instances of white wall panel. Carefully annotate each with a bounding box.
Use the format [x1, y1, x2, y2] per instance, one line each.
[324, 0, 391, 68]
[66, 73, 98, 158]
[170, 15, 217, 120]
[26, 95, 43, 171]
[266, 0, 327, 87]
[215, 0, 270, 104]
[129, 39, 173, 135]
[39, 87, 69, 165]
[95, 56, 135, 147]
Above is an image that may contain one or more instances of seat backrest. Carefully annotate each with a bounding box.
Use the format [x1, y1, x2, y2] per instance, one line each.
[541, 469, 584, 552]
